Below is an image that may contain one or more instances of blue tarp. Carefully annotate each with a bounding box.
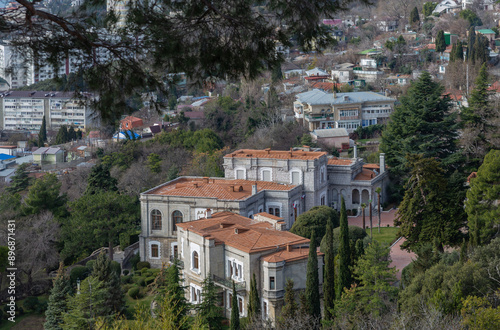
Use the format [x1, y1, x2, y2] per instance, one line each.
[0, 153, 15, 161]
[113, 131, 141, 140]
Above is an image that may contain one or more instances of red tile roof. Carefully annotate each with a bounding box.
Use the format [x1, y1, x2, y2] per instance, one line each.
[488, 81, 500, 93]
[176, 211, 310, 253]
[145, 177, 296, 200]
[226, 149, 327, 160]
[262, 246, 322, 263]
[328, 158, 352, 166]
[354, 168, 377, 181]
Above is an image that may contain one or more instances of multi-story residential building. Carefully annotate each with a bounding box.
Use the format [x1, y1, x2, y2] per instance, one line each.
[0, 42, 35, 89]
[0, 91, 96, 132]
[175, 211, 323, 321]
[293, 89, 396, 132]
[139, 176, 302, 267]
[140, 148, 389, 267]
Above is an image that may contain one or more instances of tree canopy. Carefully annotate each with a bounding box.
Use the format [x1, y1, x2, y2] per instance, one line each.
[435, 30, 446, 52]
[290, 205, 339, 244]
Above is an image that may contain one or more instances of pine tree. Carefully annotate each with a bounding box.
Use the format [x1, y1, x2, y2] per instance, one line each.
[323, 219, 335, 320]
[84, 164, 118, 195]
[44, 263, 71, 330]
[91, 252, 124, 315]
[22, 173, 66, 216]
[305, 232, 321, 319]
[435, 30, 446, 52]
[38, 115, 47, 147]
[247, 273, 260, 321]
[198, 274, 224, 330]
[280, 279, 298, 321]
[337, 196, 351, 299]
[230, 281, 240, 330]
[6, 163, 31, 194]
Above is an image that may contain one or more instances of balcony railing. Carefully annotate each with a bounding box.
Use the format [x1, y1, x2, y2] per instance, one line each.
[263, 289, 285, 299]
[304, 114, 334, 121]
[212, 274, 246, 292]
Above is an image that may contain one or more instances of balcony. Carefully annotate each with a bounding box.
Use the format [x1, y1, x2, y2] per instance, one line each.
[212, 274, 246, 293]
[263, 289, 285, 299]
[304, 114, 334, 121]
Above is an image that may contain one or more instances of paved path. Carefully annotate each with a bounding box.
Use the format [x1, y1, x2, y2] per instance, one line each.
[348, 208, 415, 280]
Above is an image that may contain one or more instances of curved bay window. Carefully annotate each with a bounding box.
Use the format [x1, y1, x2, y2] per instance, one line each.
[151, 209, 162, 231]
[172, 211, 183, 231]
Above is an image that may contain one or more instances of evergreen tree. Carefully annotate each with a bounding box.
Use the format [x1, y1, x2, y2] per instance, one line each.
[6, 163, 31, 194]
[409, 7, 420, 28]
[280, 279, 298, 322]
[450, 43, 457, 62]
[337, 196, 351, 299]
[435, 30, 446, 52]
[55, 125, 69, 145]
[298, 290, 308, 316]
[467, 27, 476, 61]
[44, 263, 71, 330]
[198, 274, 224, 330]
[22, 173, 67, 216]
[423, 2, 437, 17]
[68, 126, 76, 141]
[230, 281, 240, 330]
[271, 64, 283, 83]
[305, 232, 321, 320]
[38, 115, 47, 147]
[163, 262, 190, 327]
[91, 253, 124, 315]
[472, 35, 489, 65]
[323, 219, 335, 320]
[247, 273, 260, 321]
[84, 164, 118, 195]
[465, 150, 500, 246]
[380, 71, 459, 195]
[455, 40, 464, 62]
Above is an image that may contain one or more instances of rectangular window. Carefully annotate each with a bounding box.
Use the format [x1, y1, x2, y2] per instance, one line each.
[321, 196, 326, 206]
[263, 301, 268, 319]
[229, 293, 233, 308]
[236, 169, 244, 179]
[270, 277, 275, 290]
[291, 172, 300, 185]
[238, 297, 243, 314]
[262, 170, 271, 181]
[274, 208, 280, 218]
[238, 265, 242, 279]
[151, 244, 159, 258]
[235, 263, 239, 277]
[228, 261, 233, 277]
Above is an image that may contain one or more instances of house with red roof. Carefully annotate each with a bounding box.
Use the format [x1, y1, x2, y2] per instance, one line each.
[120, 116, 143, 131]
[174, 211, 323, 321]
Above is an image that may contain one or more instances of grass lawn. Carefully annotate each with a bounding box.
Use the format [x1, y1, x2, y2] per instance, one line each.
[367, 226, 400, 246]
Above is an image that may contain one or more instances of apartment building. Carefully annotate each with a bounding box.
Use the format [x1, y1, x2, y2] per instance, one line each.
[0, 91, 95, 132]
[175, 211, 323, 321]
[293, 89, 395, 132]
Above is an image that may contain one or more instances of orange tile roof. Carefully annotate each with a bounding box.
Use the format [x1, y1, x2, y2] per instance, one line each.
[262, 246, 323, 263]
[354, 168, 377, 181]
[176, 212, 310, 253]
[144, 177, 296, 200]
[363, 163, 380, 170]
[225, 149, 327, 160]
[253, 212, 283, 221]
[328, 158, 353, 166]
[488, 81, 500, 93]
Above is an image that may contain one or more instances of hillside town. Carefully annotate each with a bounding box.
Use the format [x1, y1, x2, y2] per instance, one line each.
[1, 0, 500, 329]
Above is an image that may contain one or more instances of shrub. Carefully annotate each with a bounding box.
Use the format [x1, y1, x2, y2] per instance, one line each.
[130, 253, 140, 270]
[111, 260, 121, 276]
[121, 275, 132, 284]
[145, 276, 156, 285]
[128, 286, 142, 299]
[86, 260, 95, 272]
[35, 301, 48, 314]
[134, 276, 146, 286]
[23, 296, 40, 312]
[136, 261, 150, 270]
[70, 266, 90, 285]
[123, 270, 129, 276]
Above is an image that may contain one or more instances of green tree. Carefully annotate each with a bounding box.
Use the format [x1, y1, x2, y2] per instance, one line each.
[230, 281, 240, 330]
[435, 30, 446, 52]
[290, 205, 339, 244]
[271, 64, 283, 83]
[198, 275, 224, 330]
[84, 164, 118, 195]
[91, 253, 124, 315]
[68, 126, 76, 141]
[6, 163, 31, 194]
[395, 155, 466, 252]
[450, 40, 464, 62]
[466, 150, 500, 246]
[305, 232, 321, 320]
[409, 7, 420, 28]
[247, 273, 260, 321]
[472, 35, 489, 65]
[380, 71, 459, 196]
[423, 2, 437, 16]
[336, 240, 398, 318]
[162, 262, 190, 327]
[279, 279, 298, 326]
[22, 173, 67, 216]
[467, 27, 476, 61]
[376, 187, 382, 233]
[55, 125, 69, 145]
[61, 191, 139, 261]
[337, 196, 351, 299]
[147, 153, 162, 174]
[44, 264, 71, 330]
[459, 9, 482, 27]
[323, 219, 335, 320]
[38, 115, 47, 147]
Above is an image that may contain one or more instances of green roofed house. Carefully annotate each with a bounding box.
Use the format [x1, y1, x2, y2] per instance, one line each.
[477, 29, 496, 42]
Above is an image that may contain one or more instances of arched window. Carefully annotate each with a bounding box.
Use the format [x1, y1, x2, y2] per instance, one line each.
[172, 211, 183, 231]
[192, 251, 199, 270]
[151, 209, 162, 231]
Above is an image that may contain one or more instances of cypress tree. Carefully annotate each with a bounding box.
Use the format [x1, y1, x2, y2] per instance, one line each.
[247, 273, 260, 321]
[298, 290, 308, 316]
[305, 231, 321, 320]
[467, 27, 476, 61]
[473, 35, 488, 65]
[198, 274, 224, 330]
[337, 196, 351, 299]
[450, 43, 457, 62]
[455, 41, 464, 62]
[38, 115, 47, 147]
[280, 279, 298, 321]
[435, 30, 446, 52]
[409, 7, 420, 28]
[230, 281, 240, 330]
[68, 126, 76, 141]
[44, 263, 71, 330]
[323, 219, 335, 320]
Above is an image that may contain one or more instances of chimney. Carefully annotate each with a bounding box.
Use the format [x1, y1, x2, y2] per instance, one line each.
[203, 177, 209, 183]
[252, 184, 258, 195]
[286, 245, 293, 252]
[206, 208, 212, 219]
[380, 153, 386, 173]
[353, 145, 358, 159]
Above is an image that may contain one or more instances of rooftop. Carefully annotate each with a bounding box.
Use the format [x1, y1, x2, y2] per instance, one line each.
[0, 91, 83, 99]
[143, 177, 297, 200]
[263, 246, 321, 263]
[327, 157, 353, 166]
[176, 211, 310, 254]
[296, 89, 394, 106]
[225, 149, 327, 161]
[311, 128, 349, 138]
[32, 147, 62, 155]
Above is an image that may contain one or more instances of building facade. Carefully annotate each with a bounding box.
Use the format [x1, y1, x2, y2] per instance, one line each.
[293, 89, 396, 132]
[175, 211, 323, 322]
[0, 91, 95, 132]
